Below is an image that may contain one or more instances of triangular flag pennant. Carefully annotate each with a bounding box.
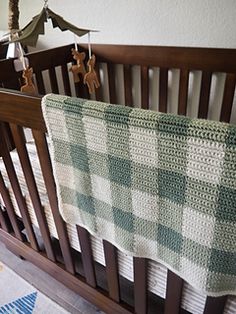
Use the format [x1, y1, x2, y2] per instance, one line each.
[0, 291, 37, 314]
[8, 7, 95, 47]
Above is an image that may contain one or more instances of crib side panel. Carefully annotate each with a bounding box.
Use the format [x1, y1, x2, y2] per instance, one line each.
[1, 44, 234, 125]
[0, 59, 22, 90]
[27, 44, 90, 98]
[32, 129, 75, 274]
[1, 43, 236, 314]
[10, 124, 56, 262]
[0, 90, 173, 313]
[0, 90, 129, 313]
[78, 47, 234, 314]
[79, 45, 236, 124]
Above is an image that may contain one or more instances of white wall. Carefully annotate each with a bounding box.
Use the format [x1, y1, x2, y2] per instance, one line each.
[0, 0, 236, 50]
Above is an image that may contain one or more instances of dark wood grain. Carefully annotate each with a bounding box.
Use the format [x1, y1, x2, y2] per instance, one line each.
[79, 44, 236, 72]
[203, 296, 227, 314]
[32, 130, 75, 274]
[124, 64, 133, 106]
[61, 64, 72, 96]
[77, 226, 96, 287]
[220, 73, 236, 122]
[134, 257, 147, 314]
[141, 66, 149, 109]
[0, 122, 15, 156]
[0, 173, 24, 240]
[49, 67, 59, 94]
[0, 229, 133, 314]
[0, 58, 22, 90]
[95, 63, 103, 101]
[0, 124, 39, 251]
[35, 71, 46, 95]
[159, 68, 168, 113]
[164, 271, 183, 314]
[0, 90, 45, 131]
[103, 240, 120, 302]
[107, 63, 117, 104]
[0, 203, 10, 232]
[198, 71, 212, 119]
[74, 80, 89, 99]
[11, 124, 56, 261]
[27, 44, 74, 72]
[178, 69, 189, 115]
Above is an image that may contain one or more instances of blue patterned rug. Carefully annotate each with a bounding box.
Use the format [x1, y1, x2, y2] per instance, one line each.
[0, 262, 69, 313]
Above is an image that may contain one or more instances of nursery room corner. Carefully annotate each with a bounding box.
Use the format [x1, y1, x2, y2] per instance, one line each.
[0, 1, 236, 314]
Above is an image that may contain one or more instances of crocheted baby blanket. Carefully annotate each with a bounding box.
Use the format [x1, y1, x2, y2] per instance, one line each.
[42, 94, 236, 296]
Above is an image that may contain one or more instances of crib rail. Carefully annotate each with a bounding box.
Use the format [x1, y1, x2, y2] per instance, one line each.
[80, 44, 236, 123]
[1, 44, 236, 123]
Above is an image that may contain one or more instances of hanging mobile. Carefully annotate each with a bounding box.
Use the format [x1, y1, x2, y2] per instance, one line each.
[69, 35, 86, 83]
[18, 43, 36, 94]
[8, 0, 94, 47]
[20, 67, 36, 94]
[8, 0, 98, 95]
[84, 32, 100, 94]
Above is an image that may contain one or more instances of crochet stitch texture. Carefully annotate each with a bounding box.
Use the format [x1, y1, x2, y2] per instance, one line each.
[43, 94, 236, 296]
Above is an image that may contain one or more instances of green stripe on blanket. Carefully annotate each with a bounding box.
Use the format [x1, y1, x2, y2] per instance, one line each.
[42, 94, 236, 296]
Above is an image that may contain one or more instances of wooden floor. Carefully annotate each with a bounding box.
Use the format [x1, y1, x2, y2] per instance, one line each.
[0, 241, 104, 314]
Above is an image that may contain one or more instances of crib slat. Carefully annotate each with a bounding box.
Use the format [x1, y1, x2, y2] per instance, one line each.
[61, 64, 72, 96]
[35, 71, 46, 95]
[49, 68, 59, 94]
[178, 69, 189, 115]
[103, 240, 120, 302]
[0, 122, 15, 155]
[11, 124, 56, 262]
[0, 202, 10, 232]
[74, 81, 83, 98]
[164, 270, 183, 314]
[0, 128, 39, 251]
[134, 257, 147, 314]
[95, 63, 103, 102]
[0, 173, 23, 240]
[107, 63, 117, 104]
[124, 64, 133, 106]
[141, 66, 149, 109]
[159, 68, 168, 113]
[77, 225, 96, 287]
[32, 130, 75, 274]
[198, 71, 212, 119]
[203, 296, 227, 314]
[83, 80, 90, 100]
[75, 80, 89, 99]
[220, 73, 236, 123]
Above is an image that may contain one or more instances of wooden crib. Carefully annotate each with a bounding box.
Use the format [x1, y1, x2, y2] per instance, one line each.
[0, 43, 236, 314]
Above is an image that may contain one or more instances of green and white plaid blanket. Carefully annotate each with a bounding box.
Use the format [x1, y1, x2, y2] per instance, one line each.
[43, 94, 236, 296]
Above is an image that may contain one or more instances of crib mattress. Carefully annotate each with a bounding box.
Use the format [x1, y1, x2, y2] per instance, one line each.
[0, 141, 235, 314]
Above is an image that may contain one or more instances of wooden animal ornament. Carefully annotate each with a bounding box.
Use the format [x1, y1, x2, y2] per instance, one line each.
[69, 48, 86, 82]
[20, 67, 36, 94]
[84, 54, 100, 94]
